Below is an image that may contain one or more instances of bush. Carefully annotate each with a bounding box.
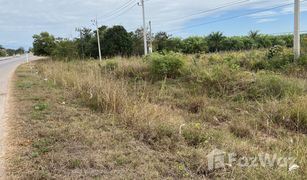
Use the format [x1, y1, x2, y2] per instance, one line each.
[100, 58, 149, 79]
[268, 52, 294, 69]
[52, 40, 79, 61]
[274, 96, 307, 133]
[146, 52, 185, 79]
[207, 54, 224, 65]
[298, 55, 307, 67]
[0, 49, 6, 57]
[246, 72, 305, 100]
[182, 123, 209, 147]
[200, 64, 253, 97]
[198, 66, 305, 100]
[267, 46, 294, 69]
[267, 45, 284, 59]
[104, 60, 118, 71]
[181, 36, 208, 54]
[251, 59, 269, 71]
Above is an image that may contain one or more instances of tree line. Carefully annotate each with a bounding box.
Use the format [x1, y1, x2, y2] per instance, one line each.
[0, 45, 25, 57]
[32, 25, 304, 59]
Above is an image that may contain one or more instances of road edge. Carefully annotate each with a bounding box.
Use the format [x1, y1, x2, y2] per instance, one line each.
[0, 64, 18, 180]
[1, 58, 46, 179]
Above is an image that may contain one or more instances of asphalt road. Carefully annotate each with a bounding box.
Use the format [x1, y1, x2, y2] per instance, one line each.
[0, 55, 41, 178]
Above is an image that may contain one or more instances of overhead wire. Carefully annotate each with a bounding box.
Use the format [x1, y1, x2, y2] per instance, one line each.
[165, 0, 307, 33]
[153, 0, 251, 23]
[97, 0, 137, 22]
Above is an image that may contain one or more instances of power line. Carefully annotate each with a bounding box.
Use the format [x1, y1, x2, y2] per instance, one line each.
[98, 0, 135, 19]
[128, 0, 250, 34]
[102, 3, 138, 22]
[153, 0, 251, 24]
[166, 0, 307, 33]
[97, 0, 137, 22]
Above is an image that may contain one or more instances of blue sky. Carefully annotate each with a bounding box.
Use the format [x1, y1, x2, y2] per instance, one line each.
[177, 9, 307, 37]
[0, 0, 306, 49]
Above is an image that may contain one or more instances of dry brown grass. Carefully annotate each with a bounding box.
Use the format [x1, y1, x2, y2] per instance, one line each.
[5, 53, 307, 179]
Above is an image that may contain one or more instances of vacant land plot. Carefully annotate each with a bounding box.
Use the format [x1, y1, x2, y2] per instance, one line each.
[6, 50, 307, 179]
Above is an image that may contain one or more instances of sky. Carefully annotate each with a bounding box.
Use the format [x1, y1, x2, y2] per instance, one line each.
[0, 0, 306, 49]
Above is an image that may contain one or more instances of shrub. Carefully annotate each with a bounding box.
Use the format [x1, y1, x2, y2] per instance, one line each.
[197, 63, 305, 100]
[246, 72, 305, 100]
[146, 52, 185, 79]
[251, 59, 269, 71]
[52, 40, 79, 61]
[0, 49, 6, 57]
[182, 123, 209, 146]
[298, 55, 307, 67]
[268, 52, 294, 69]
[181, 36, 208, 54]
[267, 45, 284, 59]
[274, 96, 307, 133]
[200, 64, 254, 97]
[207, 54, 224, 65]
[266, 47, 294, 69]
[99, 58, 150, 79]
[104, 60, 118, 71]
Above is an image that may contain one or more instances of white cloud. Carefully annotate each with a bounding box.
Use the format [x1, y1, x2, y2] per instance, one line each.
[256, 18, 277, 23]
[248, 11, 278, 18]
[0, 0, 306, 48]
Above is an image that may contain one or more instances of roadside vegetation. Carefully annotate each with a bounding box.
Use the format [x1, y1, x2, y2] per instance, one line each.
[0, 45, 25, 57]
[7, 44, 307, 178]
[32, 25, 307, 59]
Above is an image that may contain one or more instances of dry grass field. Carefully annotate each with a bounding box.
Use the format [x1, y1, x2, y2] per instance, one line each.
[5, 50, 307, 179]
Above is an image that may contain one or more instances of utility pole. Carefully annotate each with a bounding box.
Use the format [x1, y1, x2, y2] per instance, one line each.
[149, 21, 153, 54]
[92, 18, 102, 61]
[138, 0, 148, 55]
[294, 0, 301, 60]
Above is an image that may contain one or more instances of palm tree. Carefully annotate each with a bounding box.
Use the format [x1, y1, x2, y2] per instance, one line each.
[207, 32, 225, 52]
[248, 30, 261, 49]
[248, 30, 260, 40]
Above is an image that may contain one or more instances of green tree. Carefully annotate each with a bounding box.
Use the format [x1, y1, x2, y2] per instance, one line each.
[166, 37, 183, 52]
[207, 32, 225, 52]
[15, 47, 25, 54]
[280, 35, 293, 48]
[52, 39, 79, 60]
[131, 28, 145, 56]
[6, 49, 16, 56]
[221, 37, 244, 51]
[248, 30, 260, 40]
[101, 25, 133, 57]
[75, 28, 94, 58]
[0, 49, 6, 57]
[256, 35, 272, 48]
[153, 32, 170, 52]
[242, 37, 254, 50]
[90, 26, 108, 58]
[32, 32, 56, 56]
[182, 36, 207, 54]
